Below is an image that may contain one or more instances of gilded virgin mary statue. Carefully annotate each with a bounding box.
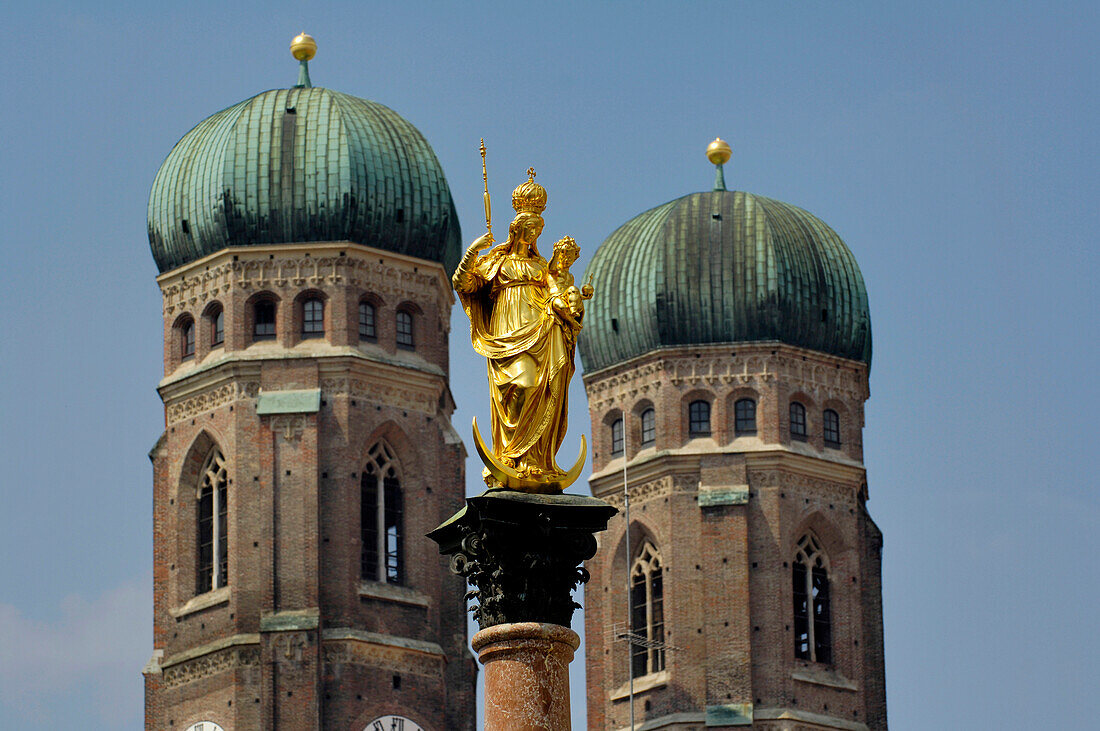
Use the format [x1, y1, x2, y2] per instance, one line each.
[453, 169, 592, 494]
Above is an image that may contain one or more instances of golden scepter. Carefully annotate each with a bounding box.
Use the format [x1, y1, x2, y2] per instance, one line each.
[480, 138, 492, 239]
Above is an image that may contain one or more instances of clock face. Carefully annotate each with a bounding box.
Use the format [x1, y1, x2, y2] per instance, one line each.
[364, 715, 424, 731]
[186, 724, 226, 731]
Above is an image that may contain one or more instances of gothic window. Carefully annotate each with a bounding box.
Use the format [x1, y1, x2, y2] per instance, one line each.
[734, 398, 757, 435]
[790, 401, 807, 441]
[611, 418, 624, 455]
[253, 300, 276, 340]
[793, 534, 832, 664]
[823, 409, 841, 447]
[181, 318, 195, 359]
[210, 306, 224, 346]
[631, 541, 665, 677]
[302, 297, 324, 337]
[396, 310, 414, 349]
[640, 408, 656, 446]
[196, 448, 228, 594]
[359, 301, 376, 340]
[689, 400, 711, 436]
[361, 442, 404, 585]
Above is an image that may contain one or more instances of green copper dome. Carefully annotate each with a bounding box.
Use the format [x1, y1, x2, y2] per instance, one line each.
[148, 86, 460, 273]
[578, 190, 871, 372]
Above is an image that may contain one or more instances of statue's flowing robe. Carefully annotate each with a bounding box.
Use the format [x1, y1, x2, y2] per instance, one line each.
[455, 248, 573, 475]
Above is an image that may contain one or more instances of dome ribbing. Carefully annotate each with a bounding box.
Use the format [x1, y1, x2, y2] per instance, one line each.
[578, 190, 871, 372]
[148, 86, 460, 273]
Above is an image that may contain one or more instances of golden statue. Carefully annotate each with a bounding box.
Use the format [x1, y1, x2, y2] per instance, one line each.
[454, 164, 593, 494]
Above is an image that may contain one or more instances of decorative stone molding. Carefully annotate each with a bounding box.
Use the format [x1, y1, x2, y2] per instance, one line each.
[160, 245, 450, 318]
[319, 376, 439, 415]
[322, 632, 444, 678]
[585, 344, 869, 411]
[161, 644, 261, 689]
[268, 414, 308, 441]
[165, 381, 260, 424]
[598, 475, 687, 508]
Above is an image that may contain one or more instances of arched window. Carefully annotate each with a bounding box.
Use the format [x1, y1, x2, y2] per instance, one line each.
[196, 448, 228, 594]
[640, 408, 656, 446]
[359, 301, 376, 340]
[790, 401, 807, 441]
[181, 319, 195, 359]
[823, 409, 841, 447]
[302, 297, 324, 337]
[689, 400, 711, 436]
[210, 307, 224, 346]
[610, 418, 624, 455]
[631, 541, 665, 677]
[396, 310, 414, 348]
[734, 398, 757, 435]
[253, 300, 276, 340]
[793, 534, 832, 664]
[361, 442, 404, 585]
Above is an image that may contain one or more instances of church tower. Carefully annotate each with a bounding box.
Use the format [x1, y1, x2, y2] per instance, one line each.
[578, 141, 887, 730]
[142, 37, 476, 731]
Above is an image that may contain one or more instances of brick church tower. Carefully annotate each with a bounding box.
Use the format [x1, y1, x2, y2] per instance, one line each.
[141, 38, 476, 731]
[578, 143, 887, 730]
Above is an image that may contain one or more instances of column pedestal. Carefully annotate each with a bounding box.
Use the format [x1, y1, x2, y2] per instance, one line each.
[472, 622, 580, 731]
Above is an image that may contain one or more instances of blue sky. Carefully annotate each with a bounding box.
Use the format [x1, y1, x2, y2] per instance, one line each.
[1, 1, 1097, 728]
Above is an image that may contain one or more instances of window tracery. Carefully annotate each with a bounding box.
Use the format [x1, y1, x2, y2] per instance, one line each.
[362, 441, 404, 584]
[793, 533, 832, 664]
[196, 448, 228, 594]
[631, 540, 665, 677]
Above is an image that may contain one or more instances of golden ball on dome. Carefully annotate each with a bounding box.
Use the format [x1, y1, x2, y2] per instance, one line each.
[290, 33, 317, 61]
[706, 137, 732, 165]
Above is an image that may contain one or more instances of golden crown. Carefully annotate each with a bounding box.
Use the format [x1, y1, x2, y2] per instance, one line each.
[512, 167, 548, 214]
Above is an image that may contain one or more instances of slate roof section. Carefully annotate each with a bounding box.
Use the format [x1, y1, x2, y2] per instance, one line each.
[148, 87, 460, 274]
[578, 190, 871, 372]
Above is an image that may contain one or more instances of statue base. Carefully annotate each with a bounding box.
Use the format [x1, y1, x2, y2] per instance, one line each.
[427, 489, 617, 629]
[472, 622, 579, 731]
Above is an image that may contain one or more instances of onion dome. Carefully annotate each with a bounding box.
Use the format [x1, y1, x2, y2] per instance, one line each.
[148, 35, 460, 273]
[578, 139, 871, 372]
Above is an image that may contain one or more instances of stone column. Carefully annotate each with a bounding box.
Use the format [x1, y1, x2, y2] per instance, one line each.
[429, 489, 616, 731]
[472, 622, 579, 731]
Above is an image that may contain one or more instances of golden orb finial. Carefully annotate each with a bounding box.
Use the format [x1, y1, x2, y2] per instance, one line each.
[706, 137, 732, 166]
[290, 32, 317, 62]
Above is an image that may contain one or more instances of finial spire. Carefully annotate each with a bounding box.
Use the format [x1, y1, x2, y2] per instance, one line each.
[290, 32, 317, 88]
[706, 137, 732, 191]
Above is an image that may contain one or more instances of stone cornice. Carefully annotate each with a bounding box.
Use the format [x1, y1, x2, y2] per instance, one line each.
[157, 241, 454, 318]
[158, 352, 451, 424]
[590, 447, 865, 494]
[583, 341, 870, 409]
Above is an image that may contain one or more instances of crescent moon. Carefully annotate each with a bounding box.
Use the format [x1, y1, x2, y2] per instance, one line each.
[472, 417, 587, 494]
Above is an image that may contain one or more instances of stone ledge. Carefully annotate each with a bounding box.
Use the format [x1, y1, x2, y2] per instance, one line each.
[322, 628, 444, 657]
[169, 586, 229, 619]
[358, 581, 431, 608]
[754, 706, 869, 730]
[792, 666, 859, 691]
[159, 633, 260, 670]
[609, 669, 669, 701]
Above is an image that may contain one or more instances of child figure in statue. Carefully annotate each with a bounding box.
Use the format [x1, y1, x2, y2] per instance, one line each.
[547, 236, 594, 344]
